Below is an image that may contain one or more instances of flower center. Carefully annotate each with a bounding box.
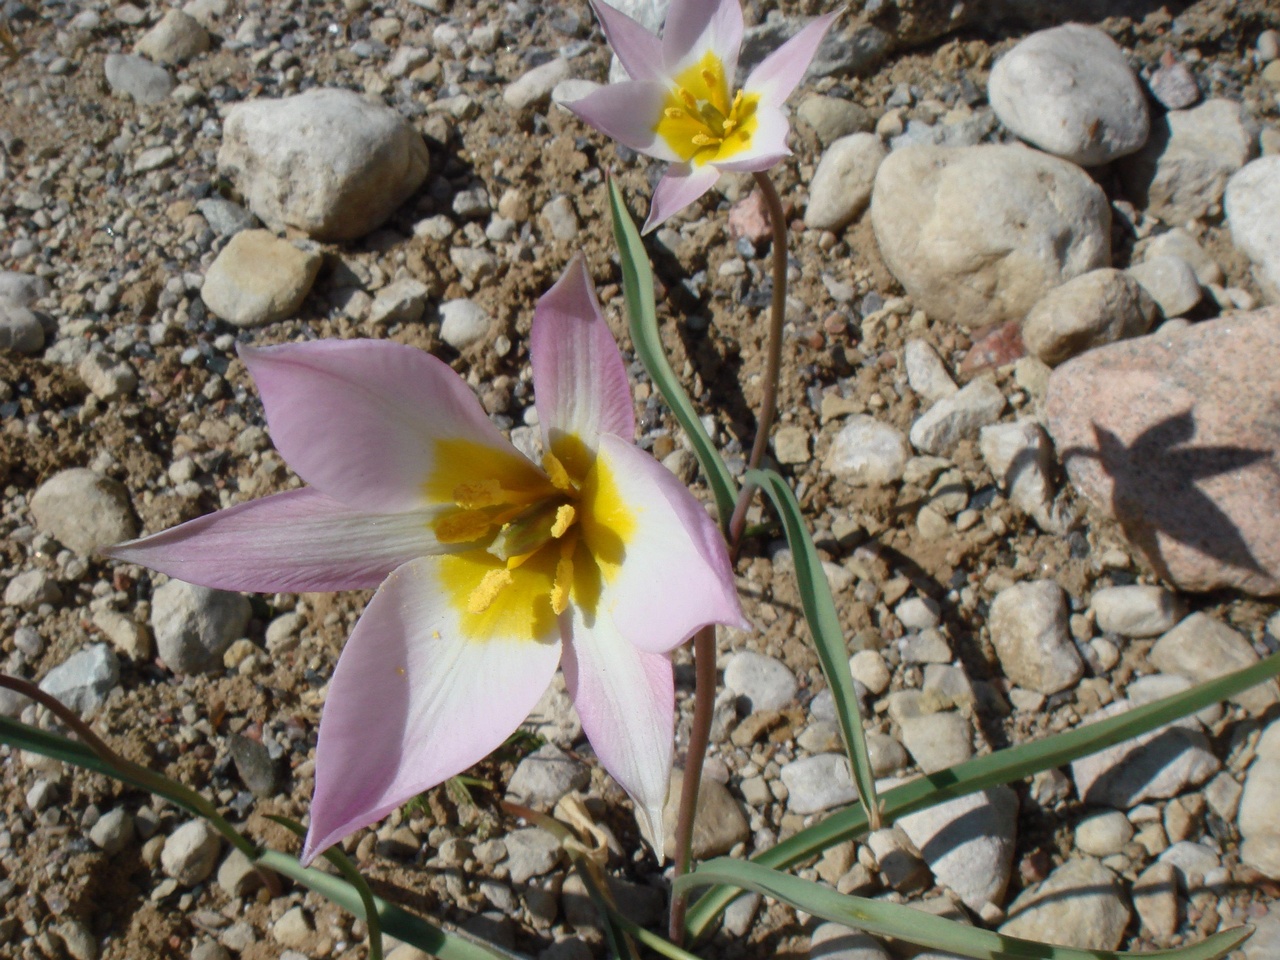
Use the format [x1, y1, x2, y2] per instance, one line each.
[434, 451, 584, 618]
[654, 51, 760, 166]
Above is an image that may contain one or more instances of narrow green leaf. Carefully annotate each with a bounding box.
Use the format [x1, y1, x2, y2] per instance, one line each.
[685, 650, 1280, 939]
[0, 717, 518, 960]
[257, 850, 520, 960]
[268, 815, 384, 960]
[0, 713, 258, 860]
[678, 859, 1251, 960]
[746, 468, 880, 827]
[607, 176, 738, 526]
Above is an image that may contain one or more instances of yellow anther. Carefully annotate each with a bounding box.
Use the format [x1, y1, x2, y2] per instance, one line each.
[551, 553, 574, 615]
[730, 89, 743, 111]
[721, 117, 737, 135]
[678, 87, 699, 111]
[700, 67, 718, 88]
[435, 510, 493, 543]
[452, 478, 504, 509]
[691, 133, 720, 146]
[467, 568, 513, 614]
[542, 452, 575, 493]
[550, 504, 576, 539]
[664, 107, 686, 120]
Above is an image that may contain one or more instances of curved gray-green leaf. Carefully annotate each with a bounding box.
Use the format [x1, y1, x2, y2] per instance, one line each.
[678, 859, 1251, 960]
[746, 467, 879, 826]
[607, 176, 738, 527]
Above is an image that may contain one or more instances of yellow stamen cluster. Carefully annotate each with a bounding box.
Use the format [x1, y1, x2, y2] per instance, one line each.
[439, 451, 588, 618]
[655, 53, 760, 165]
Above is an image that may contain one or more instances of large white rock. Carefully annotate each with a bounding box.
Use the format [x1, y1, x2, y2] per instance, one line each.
[134, 9, 209, 64]
[979, 419, 1061, 532]
[1070, 701, 1220, 808]
[823, 415, 909, 486]
[988, 580, 1082, 695]
[218, 88, 430, 241]
[870, 144, 1110, 329]
[201, 230, 321, 328]
[909, 379, 1006, 456]
[1225, 156, 1280, 303]
[896, 786, 1018, 911]
[1120, 99, 1256, 225]
[803, 133, 886, 232]
[1021, 268, 1157, 366]
[31, 468, 136, 554]
[988, 24, 1149, 166]
[1000, 858, 1130, 950]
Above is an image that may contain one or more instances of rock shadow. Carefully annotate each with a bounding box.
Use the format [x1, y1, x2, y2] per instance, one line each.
[1058, 409, 1271, 585]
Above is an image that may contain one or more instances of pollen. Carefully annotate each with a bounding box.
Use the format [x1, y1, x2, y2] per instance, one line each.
[664, 107, 686, 120]
[542, 452, 575, 493]
[551, 553, 574, 616]
[678, 87, 699, 111]
[435, 509, 493, 543]
[691, 133, 720, 146]
[453, 478, 504, 509]
[550, 504, 576, 539]
[468, 568, 514, 614]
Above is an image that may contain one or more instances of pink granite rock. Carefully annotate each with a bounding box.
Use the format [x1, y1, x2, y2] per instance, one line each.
[1045, 308, 1280, 595]
[728, 190, 774, 244]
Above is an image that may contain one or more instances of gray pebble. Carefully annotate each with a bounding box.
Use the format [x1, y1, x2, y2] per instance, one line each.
[780, 753, 858, 814]
[151, 579, 251, 675]
[4, 569, 62, 610]
[439, 298, 490, 350]
[89, 807, 135, 855]
[1090, 584, 1183, 638]
[0, 302, 45, 355]
[723, 651, 798, 712]
[504, 58, 571, 111]
[909, 379, 1006, 456]
[988, 580, 1082, 695]
[38, 644, 120, 714]
[506, 744, 590, 807]
[503, 828, 561, 884]
[162, 820, 222, 886]
[103, 53, 175, 104]
[823, 415, 909, 486]
[1127, 255, 1202, 318]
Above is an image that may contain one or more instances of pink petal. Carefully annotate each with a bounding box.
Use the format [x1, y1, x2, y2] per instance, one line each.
[743, 11, 840, 108]
[710, 106, 792, 173]
[589, 0, 663, 81]
[584, 434, 748, 654]
[242, 340, 543, 514]
[662, 0, 744, 85]
[561, 606, 674, 856]
[642, 163, 721, 234]
[303, 555, 562, 863]
[564, 82, 681, 162]
[104, 489, 442, 593]
[532, 254, 635, 462]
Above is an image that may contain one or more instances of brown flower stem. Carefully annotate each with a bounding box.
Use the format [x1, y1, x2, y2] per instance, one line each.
[728, 169, 789, 547]
[668, 623, 717, 943]
[671, 172, 790, 942]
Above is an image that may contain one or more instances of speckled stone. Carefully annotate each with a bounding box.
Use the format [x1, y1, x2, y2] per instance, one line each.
[1046, 309, 1280, 595]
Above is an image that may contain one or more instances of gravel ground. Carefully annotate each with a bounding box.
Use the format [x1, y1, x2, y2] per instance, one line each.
[2, 0, 1280, 958]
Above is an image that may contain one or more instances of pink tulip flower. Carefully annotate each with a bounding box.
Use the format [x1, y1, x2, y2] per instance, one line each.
[566, 0, 839, 233]
[107, 256, 747, 861]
